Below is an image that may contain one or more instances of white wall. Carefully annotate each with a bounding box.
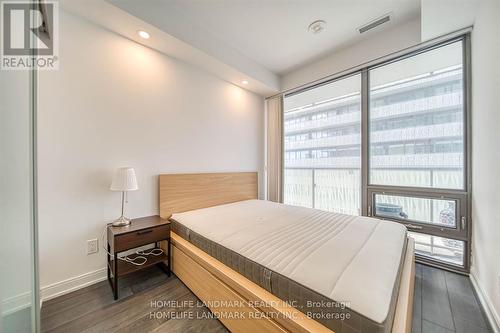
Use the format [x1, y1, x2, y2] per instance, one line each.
[421, 0, 479, 41]
[38, 10, 264, 292]
[470, 0, 500, 329]
[280, 18, 421, 91]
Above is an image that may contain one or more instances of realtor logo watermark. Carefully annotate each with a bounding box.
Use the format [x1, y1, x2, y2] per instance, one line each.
[1, 1, 59, 70]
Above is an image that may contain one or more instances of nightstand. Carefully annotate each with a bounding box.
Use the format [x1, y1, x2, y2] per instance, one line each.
[107, 215, 170, 300]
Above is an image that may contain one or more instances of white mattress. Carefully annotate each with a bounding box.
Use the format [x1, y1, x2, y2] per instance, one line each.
[171, 199, 407, 324]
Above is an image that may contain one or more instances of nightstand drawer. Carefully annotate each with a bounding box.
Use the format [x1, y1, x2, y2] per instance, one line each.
[114, 225, 169, 252]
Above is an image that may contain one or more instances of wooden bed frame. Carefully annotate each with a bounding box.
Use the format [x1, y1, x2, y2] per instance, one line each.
[159, 172, 415, 333]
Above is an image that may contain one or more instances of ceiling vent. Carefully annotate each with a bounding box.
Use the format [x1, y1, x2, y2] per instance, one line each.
[358, 13, 392, 34]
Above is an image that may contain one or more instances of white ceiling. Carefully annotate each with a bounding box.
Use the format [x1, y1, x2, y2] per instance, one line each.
[421, 0, 479, 41]
[62, 0, 424, 96]
[110, 0, 420, 75]
[61, 0, 281, 95]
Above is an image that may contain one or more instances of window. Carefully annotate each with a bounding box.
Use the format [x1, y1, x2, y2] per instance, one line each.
[368, 41, 465, 190]
[367, 39, 469, 270]
[407, 232, 464, 266]
[281, 35, 471, 272]
[283, 74, 361, 215]
[373, 194, 458, 228]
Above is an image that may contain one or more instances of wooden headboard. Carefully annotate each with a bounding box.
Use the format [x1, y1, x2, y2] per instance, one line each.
[159, 172, 258, 218]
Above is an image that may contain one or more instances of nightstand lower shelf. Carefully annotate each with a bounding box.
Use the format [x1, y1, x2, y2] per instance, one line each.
[108, 252, 168, 277]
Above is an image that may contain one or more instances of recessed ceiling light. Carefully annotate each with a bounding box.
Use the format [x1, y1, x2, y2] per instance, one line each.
[137, 30, 150, 39]
[241, 80, 249, 85]
[308, 20, 326, 34]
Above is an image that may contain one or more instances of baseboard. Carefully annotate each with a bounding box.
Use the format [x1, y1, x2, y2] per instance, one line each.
[40, 267, 107, 302]
[470, 269, 500, 333]
[1, 267, 107, 317]
[1, 292, 32, 316]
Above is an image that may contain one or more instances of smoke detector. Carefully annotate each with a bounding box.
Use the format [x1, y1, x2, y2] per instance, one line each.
[308, 20, 327, 34]
[358, 13, 392, 34]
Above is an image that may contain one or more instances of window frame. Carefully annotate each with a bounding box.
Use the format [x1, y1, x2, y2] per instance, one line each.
[364, 35, 471, 273]
[281, 32, 472, 274]
[367, 188, 468, 239]
[365, 37, 469, 192]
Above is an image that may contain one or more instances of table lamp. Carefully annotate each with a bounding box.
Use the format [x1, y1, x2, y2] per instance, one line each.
[110, 167, 138, 226]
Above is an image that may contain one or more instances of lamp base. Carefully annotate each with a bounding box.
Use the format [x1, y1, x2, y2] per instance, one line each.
[112, 216, 131, 227]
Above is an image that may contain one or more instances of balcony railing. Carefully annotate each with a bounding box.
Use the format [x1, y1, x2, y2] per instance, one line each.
[285, 112, 360, 132]
[284, 166, 463, 216]
[370, 92, 462, 120]
[371, 122, 463, 143]
[285, 133, 360, 150]
[285, 152, 463, 169]
[283, 168, 361, 215]
[284, 92, 462, 134]
[285, 122, 462, 151]
[371, 152, 463, 169]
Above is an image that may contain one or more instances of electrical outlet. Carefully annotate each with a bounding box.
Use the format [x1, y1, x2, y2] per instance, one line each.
[87, 239, 98, 255]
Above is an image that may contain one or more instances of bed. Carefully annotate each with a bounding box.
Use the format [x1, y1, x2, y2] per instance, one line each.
[159, 172, 415, 333]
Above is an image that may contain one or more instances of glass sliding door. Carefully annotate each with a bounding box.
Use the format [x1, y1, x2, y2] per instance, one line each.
[0, 39, 39, 333]
[283, 74, 361, 215]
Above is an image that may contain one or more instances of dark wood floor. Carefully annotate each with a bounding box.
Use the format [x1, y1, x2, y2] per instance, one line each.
[40, 267, 227, 333]
[412, 264, 492, 333]
[38, 264, 492, 333]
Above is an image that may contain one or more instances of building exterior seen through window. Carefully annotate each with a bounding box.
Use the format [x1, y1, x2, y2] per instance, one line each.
[283, 40, 466, 267]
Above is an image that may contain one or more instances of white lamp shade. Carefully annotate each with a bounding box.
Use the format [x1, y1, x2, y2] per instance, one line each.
[110, 167, 138, 191]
